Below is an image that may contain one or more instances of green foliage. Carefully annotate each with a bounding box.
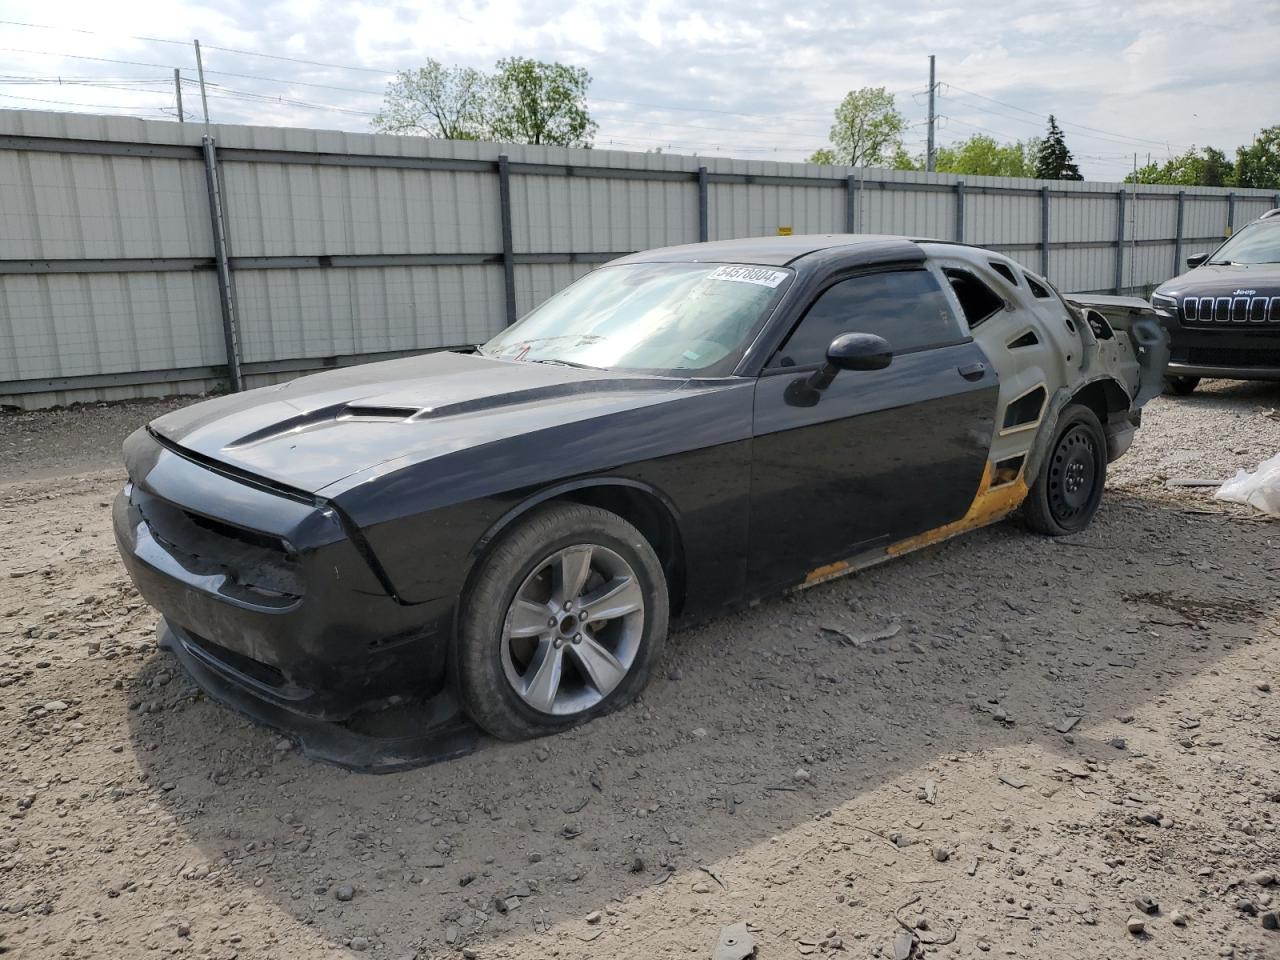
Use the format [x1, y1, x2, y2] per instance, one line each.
[488, 58, 596, 147]
[372, 61, 487, 139]
[825, 87, 906, 167]
[933, 135, 1035, 177]
[889, 146, 920, 170]
[1234, 126, 1280, 189]
[1124, 146, 1235, 186]
[806, 148, 837, 166]
[373, 57, 596, 147]
[1033, 116, 1082, 181]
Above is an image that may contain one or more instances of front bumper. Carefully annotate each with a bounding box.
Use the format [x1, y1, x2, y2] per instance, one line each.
[1158, 310, 1280, 382]
[112, 430, 456, 724]
[1166, 360, 1280, 381]
[159, 618, 477, 772]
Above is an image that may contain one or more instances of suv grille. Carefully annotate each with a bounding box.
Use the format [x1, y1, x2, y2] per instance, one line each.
[1183, 295, 1280, 324]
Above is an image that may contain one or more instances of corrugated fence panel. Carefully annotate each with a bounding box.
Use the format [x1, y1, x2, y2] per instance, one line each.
[1184, 195, 1229, 244]
[234, 265, 505, 362]
[0, 270, 223, 379]
[1, 108, 1277, 408]
[968, 192, 1038, 247]
[0, 150, 211, 259]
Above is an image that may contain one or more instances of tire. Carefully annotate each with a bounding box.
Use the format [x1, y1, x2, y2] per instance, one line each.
[456, 502, 668, 741]
[1164, 375, 1200, 396]
[1021, 404, 1107, 536]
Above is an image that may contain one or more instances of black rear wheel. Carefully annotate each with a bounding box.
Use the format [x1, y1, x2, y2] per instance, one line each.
[1165, 375, 1200, 396]
[1021, 404, 1107, 536]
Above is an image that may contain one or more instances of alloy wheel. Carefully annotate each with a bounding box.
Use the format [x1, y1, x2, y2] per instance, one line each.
[500, 543, 645, 716]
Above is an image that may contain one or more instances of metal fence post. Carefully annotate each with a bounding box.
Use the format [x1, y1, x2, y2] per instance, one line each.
[201, 135, 242, 392]
[497, 154, 517, 326]
[1174, 190, 1185, 276]
[1040, 186, 1051, 277]
[697, 165, 709, 242]
[1113, 189, 1126, 295]
[954, 180, 965, 242]
[845, 173, 857, 233]
[1227, 191, 1236, 236]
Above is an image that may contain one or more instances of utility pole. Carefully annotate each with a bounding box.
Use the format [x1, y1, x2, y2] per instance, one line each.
[926, 55, 937, 173]
[193, 39, 210, 129]
[174, 68, 184, 123]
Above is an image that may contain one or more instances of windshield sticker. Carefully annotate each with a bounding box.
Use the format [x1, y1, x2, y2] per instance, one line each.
[707, 265, 789, 288]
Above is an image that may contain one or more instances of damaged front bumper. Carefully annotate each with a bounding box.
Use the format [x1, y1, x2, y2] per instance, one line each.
[158, 618, 478, 772]
[113, 428, 481, 770]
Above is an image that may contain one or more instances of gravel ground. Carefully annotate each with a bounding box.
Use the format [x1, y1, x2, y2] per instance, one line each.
[1, 380, 1279, 960]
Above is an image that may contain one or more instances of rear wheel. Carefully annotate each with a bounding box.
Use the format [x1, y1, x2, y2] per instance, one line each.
[1165, 375, 1200, 396]
[456, 503, 668, 740]
[1021, 404, 1107, 536]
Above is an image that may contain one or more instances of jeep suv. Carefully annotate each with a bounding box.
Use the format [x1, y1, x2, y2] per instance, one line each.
[1151, 208, 1280, 394]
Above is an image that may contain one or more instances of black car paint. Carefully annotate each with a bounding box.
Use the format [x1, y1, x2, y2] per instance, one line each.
[1152, 216, 1280, 381]
[114, 235, 1007, 741]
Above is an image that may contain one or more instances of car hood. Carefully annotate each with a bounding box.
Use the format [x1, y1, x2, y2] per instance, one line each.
[1155, 262, 1280, 299]
[150, 351, 691, 494]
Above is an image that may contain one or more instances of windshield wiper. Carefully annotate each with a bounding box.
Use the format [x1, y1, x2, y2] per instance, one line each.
[524, 357, 600, 370]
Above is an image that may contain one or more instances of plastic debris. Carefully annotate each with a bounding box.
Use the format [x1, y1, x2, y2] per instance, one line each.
[1215, 453, 1280, 517]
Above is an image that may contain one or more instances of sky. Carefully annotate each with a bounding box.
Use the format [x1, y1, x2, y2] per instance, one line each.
[0, 0, 1274, 182]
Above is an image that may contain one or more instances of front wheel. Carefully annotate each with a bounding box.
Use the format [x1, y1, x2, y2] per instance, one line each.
[1164, 375, 1200, 396]
[456, 503, 668, 741]
[1021, 404, 1107, 536]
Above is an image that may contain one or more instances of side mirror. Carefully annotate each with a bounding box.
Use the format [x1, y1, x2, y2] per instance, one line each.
[783, 333, 893, 407]
[1186, 252, 1209, 269]
[826, 332, 893, 371]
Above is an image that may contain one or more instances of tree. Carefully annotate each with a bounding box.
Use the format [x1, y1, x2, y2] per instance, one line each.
[1124, 146, 1234, 186]
[1033, 116, 1082, 180]
[372, 61, 487, 140]
[890, 145, 920, 170]
[933, 134, 1035, 177]
[806, 148, 837, 165]
[487, 57, 596, 147]
[823, 87, 906, 167]
[1234, 126, 1280, 189]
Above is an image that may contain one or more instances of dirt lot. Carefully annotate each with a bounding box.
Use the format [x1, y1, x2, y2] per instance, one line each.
[2, 382, 1279, 960]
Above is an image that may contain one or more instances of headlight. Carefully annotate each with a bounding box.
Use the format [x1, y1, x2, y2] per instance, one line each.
[1150, 293, 1177, 317]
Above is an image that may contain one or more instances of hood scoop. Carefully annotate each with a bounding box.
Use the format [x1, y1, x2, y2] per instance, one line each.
[224, 402, 420, 450]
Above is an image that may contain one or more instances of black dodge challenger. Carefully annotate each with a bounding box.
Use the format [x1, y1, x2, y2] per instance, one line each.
[114, 235, 1167, 763]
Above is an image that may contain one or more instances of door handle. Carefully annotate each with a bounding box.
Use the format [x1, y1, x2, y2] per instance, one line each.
[958, 362, 986, 381]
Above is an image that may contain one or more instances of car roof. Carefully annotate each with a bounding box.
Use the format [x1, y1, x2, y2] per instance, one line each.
[612, 234, 927, 268]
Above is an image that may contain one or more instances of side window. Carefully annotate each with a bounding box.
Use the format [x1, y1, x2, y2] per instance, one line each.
[1025, 274, 1052, 299]
[772, 270, 963, 367]
[944, 268, 1006, 328]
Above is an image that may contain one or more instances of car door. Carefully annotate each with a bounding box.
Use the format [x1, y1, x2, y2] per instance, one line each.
[748, 265, 998, 594]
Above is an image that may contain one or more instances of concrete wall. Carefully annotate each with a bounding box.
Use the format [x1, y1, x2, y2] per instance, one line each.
[2, 109, 1277, 409]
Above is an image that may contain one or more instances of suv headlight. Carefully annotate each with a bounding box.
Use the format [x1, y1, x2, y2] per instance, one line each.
[1150, 293, 1177, 317]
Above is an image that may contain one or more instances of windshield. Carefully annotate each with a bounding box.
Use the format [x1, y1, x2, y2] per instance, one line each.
[1208, 223, 1280, 265]
[481, 261, 792, 376]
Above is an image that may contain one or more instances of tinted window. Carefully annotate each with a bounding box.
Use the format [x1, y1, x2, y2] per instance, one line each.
[773, 270, 962, 367]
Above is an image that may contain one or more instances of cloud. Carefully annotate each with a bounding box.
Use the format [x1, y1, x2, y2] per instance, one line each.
[0, 0, 1274, 180]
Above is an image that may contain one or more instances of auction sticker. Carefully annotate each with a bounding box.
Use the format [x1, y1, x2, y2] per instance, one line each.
[707, 264, 789, 288]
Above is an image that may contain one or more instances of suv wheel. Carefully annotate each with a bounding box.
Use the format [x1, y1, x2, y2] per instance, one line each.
[1165, 375, 1200, 396]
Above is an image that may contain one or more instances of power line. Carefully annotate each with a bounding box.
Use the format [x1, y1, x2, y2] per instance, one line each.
[942, 82, 1194, 151]
[0, 18, 398, 74]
